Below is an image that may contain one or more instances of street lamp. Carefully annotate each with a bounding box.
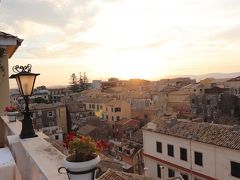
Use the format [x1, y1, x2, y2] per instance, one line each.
[10, 64, 39, 139]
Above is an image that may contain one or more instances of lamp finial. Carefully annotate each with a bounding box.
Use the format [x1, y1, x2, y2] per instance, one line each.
[12, 64, 32, 73]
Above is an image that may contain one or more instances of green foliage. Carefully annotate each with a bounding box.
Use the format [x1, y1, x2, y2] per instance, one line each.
[69, 136, 96, 162]
[69, 73, 79, 92]
[68, 73, 89, 93]
[32, 97, 48, 104]
[65, 133, 107, 162]
[0, 48, 5, 57]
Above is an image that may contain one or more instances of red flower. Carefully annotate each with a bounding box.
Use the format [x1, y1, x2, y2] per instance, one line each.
[63, 132, 108, 152]
[96, 140, 108, 151]
[4, 105, 17, 112]
[64, 132, 76, 148]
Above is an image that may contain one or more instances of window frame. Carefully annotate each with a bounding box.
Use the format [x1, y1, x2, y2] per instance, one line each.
[168, 168, 175, 178]
[156, 141, 162, 153]
[157, 164, 162, 178]
[55, 135, 59, 140]
[167, 144, 174, 157]
[47, 111, 54, 117]
[180, 147, 188, 161]
[231, 161, 240, 178]
[194, 151, 203, 166]
[181, 173, 189, 180]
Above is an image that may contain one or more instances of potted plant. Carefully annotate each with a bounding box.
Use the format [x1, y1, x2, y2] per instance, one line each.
[4, 105, 18, 122]
[62, 132, 107, 180]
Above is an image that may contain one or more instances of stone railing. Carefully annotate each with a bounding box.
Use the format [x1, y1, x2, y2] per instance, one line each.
[0, 116, 68, 180]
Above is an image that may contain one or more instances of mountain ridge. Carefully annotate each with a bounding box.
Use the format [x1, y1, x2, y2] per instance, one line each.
[164, 72, 240, 82]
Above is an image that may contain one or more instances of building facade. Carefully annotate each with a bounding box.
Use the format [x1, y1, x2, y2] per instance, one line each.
[103, 100, 131, 126]
[143, 119, 240, 180]
[0, 32, 23, 115]
[31, 103, 68, 134]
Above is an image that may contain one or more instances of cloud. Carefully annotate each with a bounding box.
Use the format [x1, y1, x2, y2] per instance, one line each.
[209, 26, 240, 42]
[143, 38, 170, 49]
[0, 0, 99, 31]
[24, 41, 99, 59]
[0, 0, 102, 60]
[1, 0, 69, 28]
[183, 41, 228, 48]
[113, 38, 171, 52]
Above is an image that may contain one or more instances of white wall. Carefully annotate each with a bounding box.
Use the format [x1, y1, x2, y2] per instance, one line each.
[216, 147, 240, 180]
[143, 129, 240, 180]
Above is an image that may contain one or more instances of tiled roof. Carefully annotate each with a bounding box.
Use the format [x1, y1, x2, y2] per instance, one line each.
[0, 31, 23, 58]
[143, 119, 240, 151]
[84, 97, 112, 104]
[116, 118, 138, 126]
[0, 31, 18, 39]
[106, 100, 128, 106]
[0, 31, 23, 44]
[104, 87, 125, 93]
[30, 102, 65, 109]
[160, 86, 180, 92]
[97, 169, 153, 180]
[130, 129, 143, 144]
[98, 154, 123, 172]
[181, 83, 205, 89]
[227, 76, 240, 82]
[77, 124, 97, 135]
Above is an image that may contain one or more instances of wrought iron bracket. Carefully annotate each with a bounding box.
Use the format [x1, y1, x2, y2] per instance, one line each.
[12, 64, 32, 73]
[58, 166, 101, 180]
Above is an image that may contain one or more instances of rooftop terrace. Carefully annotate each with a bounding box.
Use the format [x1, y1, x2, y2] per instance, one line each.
[0, 116, 68, 180]
[0, 116, 150, 180]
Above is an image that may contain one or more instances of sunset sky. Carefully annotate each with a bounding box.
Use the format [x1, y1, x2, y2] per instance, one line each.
[1, 0, 240, 87]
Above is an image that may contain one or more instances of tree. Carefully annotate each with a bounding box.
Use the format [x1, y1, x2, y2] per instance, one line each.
[32, 97, 48, 104]
[68, 72, 90, 93]
[69, 73, 79, 92]
[78, 72, 89, 92]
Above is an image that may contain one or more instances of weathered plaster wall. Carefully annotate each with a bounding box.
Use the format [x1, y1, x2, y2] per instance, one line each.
[0, 47, 10, 116]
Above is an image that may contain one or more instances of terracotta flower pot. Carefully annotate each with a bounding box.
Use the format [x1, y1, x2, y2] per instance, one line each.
[63, 155, 100, 180]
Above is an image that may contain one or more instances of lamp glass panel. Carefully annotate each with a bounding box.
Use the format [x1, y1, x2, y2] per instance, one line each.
[18, 75, 36, 96]
[16, 77, 24, 95]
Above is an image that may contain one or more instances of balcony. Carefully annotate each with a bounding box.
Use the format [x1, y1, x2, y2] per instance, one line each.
[0, 116, 68, 180]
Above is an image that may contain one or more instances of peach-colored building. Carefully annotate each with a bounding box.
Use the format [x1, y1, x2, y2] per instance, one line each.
[103, 100, 131, 127]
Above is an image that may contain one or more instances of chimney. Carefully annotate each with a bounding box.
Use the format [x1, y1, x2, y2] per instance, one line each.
[233, 124, 240, 132]
[147, 122, 157, 130]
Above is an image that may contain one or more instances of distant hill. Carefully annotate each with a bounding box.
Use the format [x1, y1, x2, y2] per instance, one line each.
[165, 72, 240, 82]
[47, 85, 68, 89]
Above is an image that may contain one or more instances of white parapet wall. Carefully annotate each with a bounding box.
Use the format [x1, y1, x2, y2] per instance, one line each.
[1, 116, 68, 180]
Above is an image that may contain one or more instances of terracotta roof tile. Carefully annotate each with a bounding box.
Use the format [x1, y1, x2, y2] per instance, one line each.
[97, 169, 153, 180]
[143, 119, 240, 151]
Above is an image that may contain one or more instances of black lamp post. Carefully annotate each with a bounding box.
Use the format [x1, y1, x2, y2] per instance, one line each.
[10, 64, 39, 139]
